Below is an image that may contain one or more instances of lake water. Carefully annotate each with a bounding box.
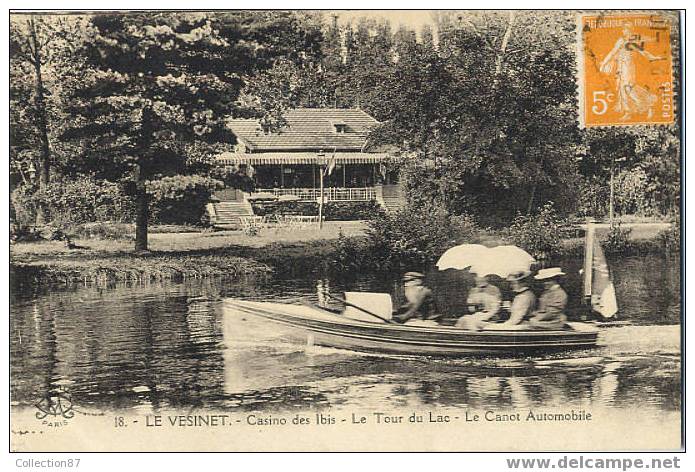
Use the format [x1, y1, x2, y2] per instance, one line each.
[10, 254, 681, 422]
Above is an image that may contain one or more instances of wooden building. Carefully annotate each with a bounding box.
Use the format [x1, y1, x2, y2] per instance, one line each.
[208, 108, 404, 226]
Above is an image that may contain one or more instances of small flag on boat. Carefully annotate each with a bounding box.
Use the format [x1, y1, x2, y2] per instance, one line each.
[591, 237, 618, 318]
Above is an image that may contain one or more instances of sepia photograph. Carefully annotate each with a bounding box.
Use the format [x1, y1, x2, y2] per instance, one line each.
[8, 8, 683, 453]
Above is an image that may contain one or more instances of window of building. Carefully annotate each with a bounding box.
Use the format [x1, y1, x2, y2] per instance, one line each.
[331, 120, 348, 133]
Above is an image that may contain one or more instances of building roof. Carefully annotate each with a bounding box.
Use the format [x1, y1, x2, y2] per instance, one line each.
[228, 108, 378, 152]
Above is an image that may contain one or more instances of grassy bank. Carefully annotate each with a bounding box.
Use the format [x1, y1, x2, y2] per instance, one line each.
[10, 220, 677, 289]
[10, 221, 365, 288]
[10, 251, 273, 288]
[558, 222, 678, 258]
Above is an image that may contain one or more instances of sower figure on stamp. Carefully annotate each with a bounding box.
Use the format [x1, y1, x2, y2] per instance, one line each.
[600, 21, 665, 121]
[529, 268, 569, 330]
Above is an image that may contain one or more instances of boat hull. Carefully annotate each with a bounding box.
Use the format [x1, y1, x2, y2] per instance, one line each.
[223, 299, 600, 357]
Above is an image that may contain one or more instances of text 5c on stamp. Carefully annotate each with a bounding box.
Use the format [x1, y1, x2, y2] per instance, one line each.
[578, 13, 675, 127]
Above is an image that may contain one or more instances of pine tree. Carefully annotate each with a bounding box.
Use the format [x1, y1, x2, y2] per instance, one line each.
[60, 13, 258, 251]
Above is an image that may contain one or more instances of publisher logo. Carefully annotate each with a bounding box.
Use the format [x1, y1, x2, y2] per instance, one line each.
[35, 388, 75, 420]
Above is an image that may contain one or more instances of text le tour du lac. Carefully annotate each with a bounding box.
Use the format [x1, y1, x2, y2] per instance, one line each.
[126, 410, 593, 428]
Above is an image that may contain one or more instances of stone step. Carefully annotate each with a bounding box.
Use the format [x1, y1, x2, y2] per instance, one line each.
[208, 201, 254, 228]
[376, 184, 405, 212]
[215, 210, 250, 215]
[379, 196, 406, 212]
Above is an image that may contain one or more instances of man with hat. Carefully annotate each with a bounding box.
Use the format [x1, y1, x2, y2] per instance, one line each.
[530, 267, 569, 330]
[502, 270, 536, 326]
[393, 272, 438, 324]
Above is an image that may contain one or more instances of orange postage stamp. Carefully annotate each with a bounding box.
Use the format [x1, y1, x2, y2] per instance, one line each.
[578, 13, 675, 127]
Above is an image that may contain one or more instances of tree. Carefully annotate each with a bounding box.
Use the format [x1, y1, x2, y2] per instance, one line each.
[240, 13, 402, 112]
[634, 128, 680, 214]
[10, 14, 89, 188]
[222, 12, 327, 125]
[60, 13, 262, 251]
[363, 11, 585, 222]
[582, 125, 680, 218]
[10, 16, 52, 188]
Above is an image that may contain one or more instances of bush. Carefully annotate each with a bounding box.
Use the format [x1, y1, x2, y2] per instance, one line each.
[450, 213, 481, 243]
[328, 230, 369, 273]
[207, 166, 255, 192]
[656, 217, 680, 255]
[11, 178, 133, 228]
[72, 222, 133, 240]
[251, 200, 384, 221]
[10, 185, 39, 228]
[601, 221, 633, 255]
[576, 170, 672, 220]
[614, 168, 651, 216]
[147, 175, 223, 225]
[505, 202, 566, 259]
[576, 178, 609, 219]
[324, 201, 383, 220]
[251, 200, 318, 217]
[10, 222, 44, 242]
[362, 202, 477, 270]
[399, 160, 442, 210]
[10, 174, 223, 233]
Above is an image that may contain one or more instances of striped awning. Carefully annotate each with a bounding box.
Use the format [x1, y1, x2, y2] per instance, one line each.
[216, 152, 388, 165]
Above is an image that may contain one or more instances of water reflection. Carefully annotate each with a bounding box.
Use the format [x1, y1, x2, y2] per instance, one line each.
[10, 256, 680, 418]
[218, 339, 679, 417]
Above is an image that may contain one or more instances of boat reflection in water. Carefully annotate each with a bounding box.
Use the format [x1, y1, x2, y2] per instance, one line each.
[10, 257, 680, 417]
[220, 301, 680, 416]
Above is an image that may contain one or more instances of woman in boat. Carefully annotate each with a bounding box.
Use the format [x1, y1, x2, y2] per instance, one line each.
[502, 270, 536, 326]
[456, 275, 502, 330]
[392, 272, 438, 324]
[529, 268, 568, 330]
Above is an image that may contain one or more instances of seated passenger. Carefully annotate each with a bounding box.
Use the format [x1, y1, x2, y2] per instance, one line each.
[502, 270, 536, 326]
[529, 268, 568, 330]
[456, 275, 501, 330]
[393, 272, 438, 324]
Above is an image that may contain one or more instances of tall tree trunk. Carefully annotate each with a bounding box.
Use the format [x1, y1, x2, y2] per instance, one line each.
[527, 160, 542, 214]
[527, 182, 537, 214]
[28, 16, 51, 188]
[493, 11, 516, 89]
[134, 161, 149, 252]
[134, 107, 154, 252]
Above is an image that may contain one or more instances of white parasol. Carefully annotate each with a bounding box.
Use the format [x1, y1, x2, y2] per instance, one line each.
[437, 244, 535, 278]
[435, 244, 490, 270]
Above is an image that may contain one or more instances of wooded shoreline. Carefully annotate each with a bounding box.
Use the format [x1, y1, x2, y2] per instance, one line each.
[9, 221, 677, 290]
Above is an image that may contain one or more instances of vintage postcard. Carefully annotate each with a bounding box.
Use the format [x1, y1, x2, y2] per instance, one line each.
[8, 9, 683, 453]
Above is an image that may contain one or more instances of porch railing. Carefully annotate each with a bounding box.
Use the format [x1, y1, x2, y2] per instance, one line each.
[247, 186, 377, 202]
